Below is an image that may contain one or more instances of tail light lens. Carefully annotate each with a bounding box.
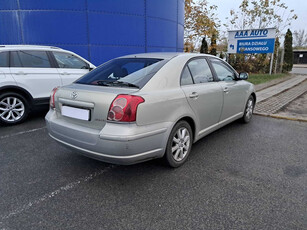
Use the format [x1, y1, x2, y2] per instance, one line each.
[107, 95, 145, 122]
[50, 87, 59, 109]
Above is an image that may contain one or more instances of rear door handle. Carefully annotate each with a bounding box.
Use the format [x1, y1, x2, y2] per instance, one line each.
[60, 72, 70, 75]
[189, 92, 199, 99]
[223, 87, 229, 93]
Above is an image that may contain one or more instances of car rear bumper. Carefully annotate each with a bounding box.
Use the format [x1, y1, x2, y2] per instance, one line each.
[45, 110, 172, 165]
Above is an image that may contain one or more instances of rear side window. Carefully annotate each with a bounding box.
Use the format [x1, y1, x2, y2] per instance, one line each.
[53, 52, 88, 69]
[11, 51, 51, 68]
[0, 52, 9, 67]
[181, 66, 194, 86]
[76, 58, 167, 88]
[187, 58, 213, 83]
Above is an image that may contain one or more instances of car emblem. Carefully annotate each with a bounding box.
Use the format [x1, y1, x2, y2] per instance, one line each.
[71, 91, 77, 100]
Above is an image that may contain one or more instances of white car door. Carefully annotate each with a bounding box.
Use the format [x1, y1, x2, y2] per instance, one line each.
[0, 51, 15, 86]
[52, 51, 91, 86]
[9, 50, 61, 99]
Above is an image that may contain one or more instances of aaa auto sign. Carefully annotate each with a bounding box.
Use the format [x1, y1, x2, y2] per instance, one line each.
[228, 28, 276, 54]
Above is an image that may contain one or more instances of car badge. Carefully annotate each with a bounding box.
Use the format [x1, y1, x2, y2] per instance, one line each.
[71, 91, 78, 100]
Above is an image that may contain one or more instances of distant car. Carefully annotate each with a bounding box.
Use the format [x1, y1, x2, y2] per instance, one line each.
[45, 53, 255, 167]
[0, 45, 95, 125]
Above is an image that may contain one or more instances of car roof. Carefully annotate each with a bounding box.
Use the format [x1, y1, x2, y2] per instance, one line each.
[0, 45, 63, 51]
[119, 52, 181, 59]
[118, 52, 215, 60]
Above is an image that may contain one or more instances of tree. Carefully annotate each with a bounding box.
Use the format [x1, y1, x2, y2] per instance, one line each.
[226, 0, 297, 37]
[184, 42, 194, 53]
[216, 32, 228, 54]
[209, 32, 217, 56]
[184, 0, 220, 52]
[283, 29, 293, 72]
[273, 37, 280, 73]
[200, 37, 208, 54]
[293, 29, 307, 48]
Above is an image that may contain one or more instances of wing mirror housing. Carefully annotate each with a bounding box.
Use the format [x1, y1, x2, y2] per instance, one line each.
[88, 64, 95, 71]
[238, 72, 249, 80]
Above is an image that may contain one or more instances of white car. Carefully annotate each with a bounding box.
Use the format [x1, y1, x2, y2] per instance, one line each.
[0, 45, 95, 125]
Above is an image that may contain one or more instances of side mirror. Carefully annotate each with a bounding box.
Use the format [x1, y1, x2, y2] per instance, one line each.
[88, 64, 95, 71]
[239, 72, 249, 80]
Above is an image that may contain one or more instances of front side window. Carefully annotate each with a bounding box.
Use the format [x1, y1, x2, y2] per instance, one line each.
[187, 58, 214, 84]
[210, 59, 236, 81]
[76, 58, 167, 88]
[53, 52, 88, 69]
[10, 51, 51, 68]
[0, 52, 9, 67]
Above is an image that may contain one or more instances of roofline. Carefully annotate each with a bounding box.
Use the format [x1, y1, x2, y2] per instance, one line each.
[118, 52, 183, 60]
[0, 45, 63, 50]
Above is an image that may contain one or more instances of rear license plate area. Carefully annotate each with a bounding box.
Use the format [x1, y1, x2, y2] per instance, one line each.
[61, 105, 90, 121]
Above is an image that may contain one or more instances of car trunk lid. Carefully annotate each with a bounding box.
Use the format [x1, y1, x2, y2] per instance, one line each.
[54, 83, 139, 130]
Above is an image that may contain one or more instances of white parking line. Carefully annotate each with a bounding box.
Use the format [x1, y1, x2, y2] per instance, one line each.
[0, 127, 46, 140]
[0, 165, 115, 221]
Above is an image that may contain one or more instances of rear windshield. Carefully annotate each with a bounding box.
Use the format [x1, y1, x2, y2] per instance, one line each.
[76, 58, 168, 88]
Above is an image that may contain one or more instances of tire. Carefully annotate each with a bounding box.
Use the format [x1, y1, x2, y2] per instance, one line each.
[0, 92, 30, 125]
[164, 120, 193, 168]
[241, 95, 255, 123]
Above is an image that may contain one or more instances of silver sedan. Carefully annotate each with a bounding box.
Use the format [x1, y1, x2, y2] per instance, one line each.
[45, 53, 256, 167]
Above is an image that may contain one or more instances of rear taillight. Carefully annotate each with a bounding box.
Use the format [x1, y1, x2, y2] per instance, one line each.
[50, 87, 59, 109]
[107, 95, 145, 122]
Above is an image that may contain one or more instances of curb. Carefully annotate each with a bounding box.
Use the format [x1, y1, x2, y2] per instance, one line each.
[292, 66, 307, 69]
[254, 113, 307, 122]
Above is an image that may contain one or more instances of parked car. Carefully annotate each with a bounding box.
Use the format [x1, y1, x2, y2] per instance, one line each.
[45, 53, 255, 167]
[0, 45, 95, 125]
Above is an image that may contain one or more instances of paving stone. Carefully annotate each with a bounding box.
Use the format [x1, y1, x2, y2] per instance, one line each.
[256, 75, 307, 102]
[254, 80, 307, 115]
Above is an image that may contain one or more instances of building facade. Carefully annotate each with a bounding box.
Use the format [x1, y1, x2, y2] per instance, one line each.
[0, 0, 184, 65]
[293, 50, 307, 64]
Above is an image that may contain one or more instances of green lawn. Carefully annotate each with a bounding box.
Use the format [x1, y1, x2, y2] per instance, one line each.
[247, 73, 289, 85]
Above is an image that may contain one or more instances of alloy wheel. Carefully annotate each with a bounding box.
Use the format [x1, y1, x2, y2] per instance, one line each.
[0, 97, 25, 122]
[171, 127, 191, 162]
[245, 98, 254, 120]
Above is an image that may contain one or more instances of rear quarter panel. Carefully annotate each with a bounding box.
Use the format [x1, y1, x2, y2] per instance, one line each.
[135, 55, 198, 134]
[0, 67, 17, 85]
[136, 88, 196, 126]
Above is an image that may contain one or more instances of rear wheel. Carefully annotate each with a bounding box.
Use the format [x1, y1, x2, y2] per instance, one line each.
[164, 121, 193, 167]
[0, 92, 30, 125]
[241, 95, 254, 123]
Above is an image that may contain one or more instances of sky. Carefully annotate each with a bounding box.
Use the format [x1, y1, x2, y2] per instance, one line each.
[208, 0, 307, 35]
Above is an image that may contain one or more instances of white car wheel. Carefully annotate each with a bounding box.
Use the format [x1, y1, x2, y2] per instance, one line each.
[0, 93, 29, 125]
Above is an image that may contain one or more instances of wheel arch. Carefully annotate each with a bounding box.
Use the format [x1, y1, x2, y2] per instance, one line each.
[175, 116, 196, 142]
[0, 85, 34, 105]
[251, 92, 256, 103]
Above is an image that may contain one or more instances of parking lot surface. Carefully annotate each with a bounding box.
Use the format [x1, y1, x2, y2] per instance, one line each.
[0, 113, 306, 229]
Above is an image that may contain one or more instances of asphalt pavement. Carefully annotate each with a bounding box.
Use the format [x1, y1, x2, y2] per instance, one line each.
[0, 112, 306, 229]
